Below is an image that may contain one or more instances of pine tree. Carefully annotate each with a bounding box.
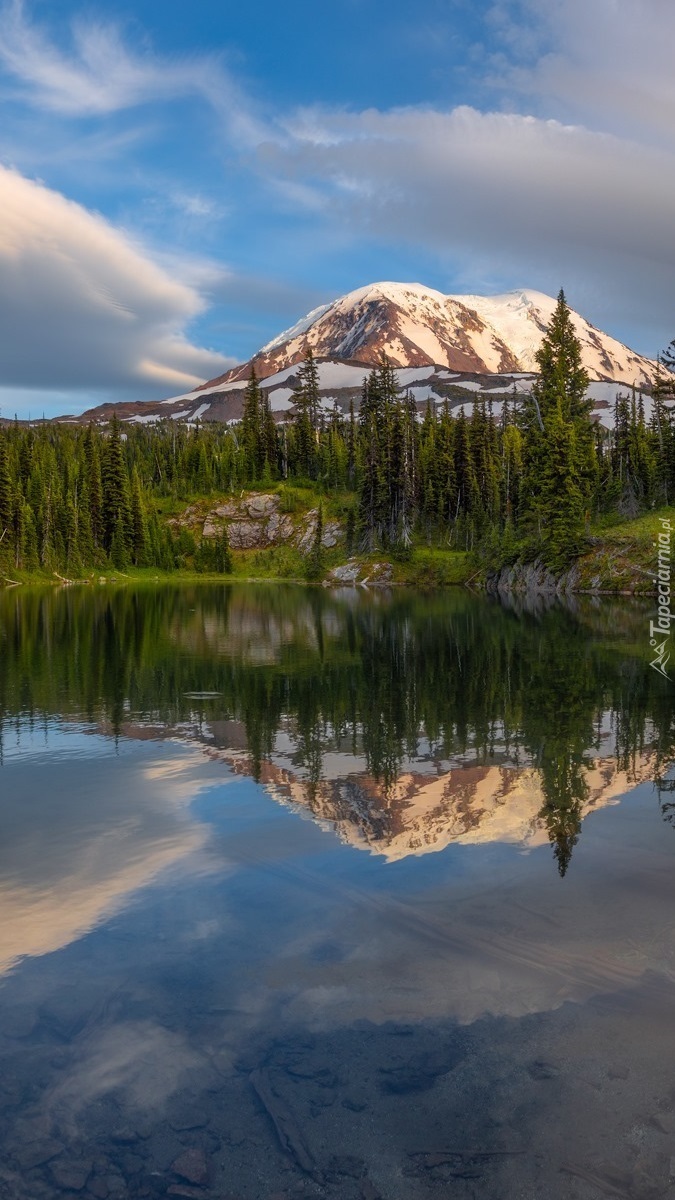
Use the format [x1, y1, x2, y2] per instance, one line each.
[521, 290, 595, 564]
[347, 397, 356, 487]
[214, 527, 233, 574]
[292, 352, 320, 479]
[537, 406, 586, 568]
[0, 431, 13, 539]
[357, 373, 383, 551]
[101, 416, 132, 553]
[531, 289, 591, 425]
[261, 390, 278, 479]
[306, 503, 324, 580]
[241, 366, 264, 481]
[11, 490, 23, 570]
[657, 337, 675, 384]
[65, 496, 81, 573]
[83, 428, 104, 550]
[299, 346, 321, 428]
[130, 469, 148, 566]
[654, 342, 675, 504]
[21, 502, 39, 571]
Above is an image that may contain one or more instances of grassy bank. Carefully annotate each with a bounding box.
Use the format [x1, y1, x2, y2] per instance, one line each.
[0, 547, 474, 589]
[574, 507, 674, 593]
[1, 498, 671, 593]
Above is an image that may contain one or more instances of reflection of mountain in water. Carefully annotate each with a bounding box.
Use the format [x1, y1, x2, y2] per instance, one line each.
[1, 584, 673, 879]
[108, 713, 660, 864]
[264, 756, 658, 862]
[217, 730, 663, 861]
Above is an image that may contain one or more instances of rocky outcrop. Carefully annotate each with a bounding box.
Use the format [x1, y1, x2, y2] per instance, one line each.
[297, 509, 341, 553]
[487, 545, 657, 596]
[325, 560, 394, 587]
[174, 493, 343, 555]
[487, 560, 580, 596]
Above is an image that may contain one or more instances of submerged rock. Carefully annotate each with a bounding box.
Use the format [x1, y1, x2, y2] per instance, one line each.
[171, 1148, 209, 1186]
[48, 1158, 93, 1191]
[13, 1138, 64, 1171]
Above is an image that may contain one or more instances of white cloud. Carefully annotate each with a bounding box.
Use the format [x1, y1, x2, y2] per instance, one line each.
[0, 0, 672, 409]
[264, 103, 675, 351]
[0, 0, 266, 149]
[0, 0, 223, 115]
[0, 165, 235, 395]
[489, 0, 675, 145]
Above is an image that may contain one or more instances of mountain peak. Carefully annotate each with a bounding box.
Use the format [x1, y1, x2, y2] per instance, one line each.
[218, 281, 654, 388]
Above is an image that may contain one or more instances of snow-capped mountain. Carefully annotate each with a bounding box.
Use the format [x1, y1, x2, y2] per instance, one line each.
[202, 283, 656, 389]
[67, 282, 661, 429]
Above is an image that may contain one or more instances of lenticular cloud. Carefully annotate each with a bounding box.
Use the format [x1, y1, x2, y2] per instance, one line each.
[0, 165, 231, 394]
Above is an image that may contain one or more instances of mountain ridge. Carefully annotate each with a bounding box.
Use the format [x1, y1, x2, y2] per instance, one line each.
[199, 282, 656, 390]
[52, 282, 662, 429]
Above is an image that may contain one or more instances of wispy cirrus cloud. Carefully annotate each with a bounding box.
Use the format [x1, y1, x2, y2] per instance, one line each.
[0, 0, 264, 146]
[0, 0, 216, 114]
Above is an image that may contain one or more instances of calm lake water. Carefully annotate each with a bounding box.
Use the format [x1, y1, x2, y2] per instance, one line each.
[0, 583, 674, 1200]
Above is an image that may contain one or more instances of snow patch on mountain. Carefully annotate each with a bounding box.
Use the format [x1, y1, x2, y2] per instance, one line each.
[234, 281, 656, 388]
[261, 300, 334, 354]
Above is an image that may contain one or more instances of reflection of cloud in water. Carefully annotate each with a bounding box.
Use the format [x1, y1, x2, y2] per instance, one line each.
[0, 739, 214, 975]
[254, 825, 675, 1028]
[46, 1021, 206, 1125]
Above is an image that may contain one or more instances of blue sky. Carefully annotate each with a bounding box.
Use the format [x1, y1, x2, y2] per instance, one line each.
[0, 0, 674, 416]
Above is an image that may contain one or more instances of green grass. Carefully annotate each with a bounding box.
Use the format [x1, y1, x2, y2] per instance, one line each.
[4, 502, 672, 593]
[229, 545, 306, 580]
[591, 506, 675, 544]
[394, 547, 474, 586]
[571, 506, 675, 593]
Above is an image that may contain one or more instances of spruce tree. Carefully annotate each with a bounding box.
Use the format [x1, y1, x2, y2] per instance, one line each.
[0, 431, 13, 539]
[101, 416, 132, 553]
[522, 290, 595, 565]
[241, 366, 264, 481]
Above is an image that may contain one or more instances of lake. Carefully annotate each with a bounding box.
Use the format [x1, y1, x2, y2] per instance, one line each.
[0, 583, 673, 1200]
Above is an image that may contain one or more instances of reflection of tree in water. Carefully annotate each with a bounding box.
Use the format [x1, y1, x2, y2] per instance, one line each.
[539, 757, 588, 877]
[516, 608, 598, 877]
[0, 585, 672, 876]
[657, 776, 675, 826]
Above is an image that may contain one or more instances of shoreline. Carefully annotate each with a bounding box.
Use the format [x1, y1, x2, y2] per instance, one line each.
[0, 567, 663, 596]
[1, 505, 672, 596]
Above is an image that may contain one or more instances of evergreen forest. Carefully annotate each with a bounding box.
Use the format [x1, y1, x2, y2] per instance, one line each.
[1, 291, 674, 580]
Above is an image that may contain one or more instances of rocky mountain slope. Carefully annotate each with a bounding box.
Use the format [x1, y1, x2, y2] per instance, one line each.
[70, 283, 660, 429]
[97, 362, 656, 432]
[201, 283, 656, 387]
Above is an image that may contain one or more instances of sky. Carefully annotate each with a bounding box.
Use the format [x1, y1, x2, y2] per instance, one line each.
[0, 0, 674, 417]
